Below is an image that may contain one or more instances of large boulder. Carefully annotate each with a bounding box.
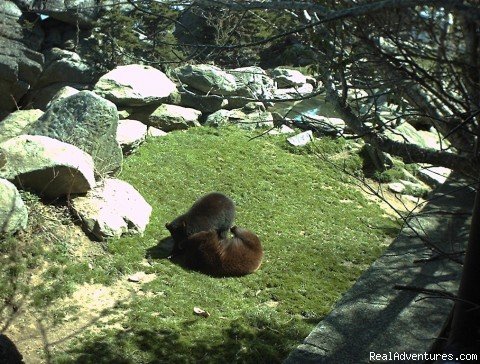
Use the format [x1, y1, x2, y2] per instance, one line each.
[35, 48, 96, 89]
[271, 67, 308, 88]
[26, 91, 122, 175]
[94, 65, 177, 107]
[0, 109, 43, 143]
[71, 178, 152, 241]
[174, 64, 237, 96]
[116, 119, 147, 155]
[31, 0, 100, 28]
[135, 104, 202, 132]
[0, 178, 28, 235]
[0, 135, 96, 198]
[22, 82, 88, 110]
[0, 2, 44, 114]
[228, 66, 275, 100]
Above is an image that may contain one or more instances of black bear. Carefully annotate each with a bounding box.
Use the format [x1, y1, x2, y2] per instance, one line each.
[165, 192, 235, 256]
[182, 226, 263, 277]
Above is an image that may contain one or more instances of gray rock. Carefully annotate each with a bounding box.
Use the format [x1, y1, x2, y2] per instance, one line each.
[36, 48, 96, 89]
[418, 165, 452, 186]
[22, 82, 88, 110]
[388, 182, 406, 194]
[138, 104, 202, 132]
[26, 91, 122, 176]
[303, 115, 346, 136]
[0, 109, 44, 143]
[385, 122, 431, 149]
[287, 130, 313, 146]
[271, 67, 307, 88]
[94, 64, 177, 107]
[116, 119, 147, 155]
[174, 64, 237, 96]
[71, 178, 152, 241]
[0, 2, 44, 113]
[228, 66, 275, 100]
[0, 135, 95, 198]
[31, 0, 100, 28]
[0, 178, 28, 234]
[273, 82, 314, 99]
[169, 89, 228, 113]
[205, 109, 274, 130]
[388, 180, 429, 197]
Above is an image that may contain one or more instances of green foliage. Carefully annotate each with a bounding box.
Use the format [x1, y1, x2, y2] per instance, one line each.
[90, 3, 184, 70]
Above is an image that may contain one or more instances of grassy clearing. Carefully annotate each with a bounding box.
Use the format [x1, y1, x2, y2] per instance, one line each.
[1, 126, 398, 363]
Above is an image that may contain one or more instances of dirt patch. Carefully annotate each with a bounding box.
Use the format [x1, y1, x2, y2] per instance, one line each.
[3, 273, 159, 363]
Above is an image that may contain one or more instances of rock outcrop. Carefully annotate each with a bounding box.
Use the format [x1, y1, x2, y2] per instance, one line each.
[0, 2, 44, 114]
[174, 64, 237, 96]
[0, 178, 28, 235]
[26, 91, 122, 176]
[94, 64, 177, 107]
[71, 178, 152, 241]
[0, 135, 96, 198]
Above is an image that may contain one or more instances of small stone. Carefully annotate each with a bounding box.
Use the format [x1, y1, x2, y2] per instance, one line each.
[287, 130, 313, 146]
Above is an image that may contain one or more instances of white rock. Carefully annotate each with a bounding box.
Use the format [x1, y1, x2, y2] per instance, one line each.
[116, 119, 147, 155]
[72, 178, 152, 241]
[388, 182, 406, 194]
[271, 67, 308, 88]
[146, 104, 201, 131]
[94, 64, 177, 106]
[0, 135, 96, 198]
[0, 178, 28, 234]
[273, 83, 314, 99]
[147, 127, 168, 137]
[287, 130, 313, 146]
[418, 165, 452, 186]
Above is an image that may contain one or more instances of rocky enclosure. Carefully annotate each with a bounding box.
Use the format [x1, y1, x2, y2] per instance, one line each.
[0, 0, 450, 239]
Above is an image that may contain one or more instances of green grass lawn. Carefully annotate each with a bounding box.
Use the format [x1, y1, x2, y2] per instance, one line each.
[1, 126, 398, 363]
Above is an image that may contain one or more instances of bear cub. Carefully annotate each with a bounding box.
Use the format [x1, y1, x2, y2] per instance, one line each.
[182, 226, 263, 277]
[165, 192, 235, 256]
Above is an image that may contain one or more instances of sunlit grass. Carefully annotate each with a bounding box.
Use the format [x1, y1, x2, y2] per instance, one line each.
[1, 126, 398, 363]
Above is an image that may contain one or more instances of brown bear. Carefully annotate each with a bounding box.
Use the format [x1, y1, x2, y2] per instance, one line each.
[182, 226, 263, 277]
[165, 192, 235, 256]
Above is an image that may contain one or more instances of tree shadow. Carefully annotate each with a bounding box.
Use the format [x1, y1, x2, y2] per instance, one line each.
[57, 314, 300, 363]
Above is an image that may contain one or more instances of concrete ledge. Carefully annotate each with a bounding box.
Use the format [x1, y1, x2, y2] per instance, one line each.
[285, 176, 474, 364]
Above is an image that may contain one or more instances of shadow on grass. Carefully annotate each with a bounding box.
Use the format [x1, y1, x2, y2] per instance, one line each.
[145, 237, 174, 260]
[57, 314, 303, 364]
